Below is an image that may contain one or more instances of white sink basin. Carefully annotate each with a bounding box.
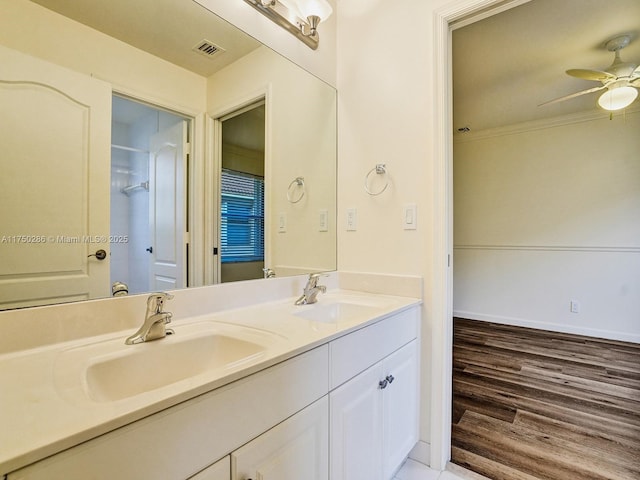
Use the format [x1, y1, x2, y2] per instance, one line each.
[55, 322, 282, 402]
[294, 301, 381, 323]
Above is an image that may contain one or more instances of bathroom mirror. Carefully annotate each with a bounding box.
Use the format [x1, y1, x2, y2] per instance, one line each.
[0, 0, 336, 310]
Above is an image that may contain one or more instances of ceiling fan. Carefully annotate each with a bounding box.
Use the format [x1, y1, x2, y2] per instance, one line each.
[541, 34, 640, 111]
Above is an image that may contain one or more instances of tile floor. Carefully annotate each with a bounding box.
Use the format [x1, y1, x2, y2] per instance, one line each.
[394, 459, 482, 480]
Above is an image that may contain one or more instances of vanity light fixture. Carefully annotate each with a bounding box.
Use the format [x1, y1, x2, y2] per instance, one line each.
[243, 0, 333, 50]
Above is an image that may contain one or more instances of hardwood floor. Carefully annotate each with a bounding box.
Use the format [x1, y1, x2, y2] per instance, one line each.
[451, 318, 640, 480]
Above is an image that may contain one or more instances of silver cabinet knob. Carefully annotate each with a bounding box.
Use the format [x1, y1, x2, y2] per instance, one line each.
[386, 374, 395, 384]
[379, 379, 388, 389]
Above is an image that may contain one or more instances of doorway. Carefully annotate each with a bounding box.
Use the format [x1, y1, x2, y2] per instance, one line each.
[110, 95, 190, 295]
[430, 0, 535, 471]
[216, 101, 266, 284]
[437, 2, 636, 472]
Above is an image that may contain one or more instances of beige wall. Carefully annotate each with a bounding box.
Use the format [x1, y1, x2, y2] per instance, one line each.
[454, 110, 640, 341]
[207, 46, 337, 276]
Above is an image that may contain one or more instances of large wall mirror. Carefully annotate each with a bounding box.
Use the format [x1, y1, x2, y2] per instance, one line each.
[0, 0, 336, 310]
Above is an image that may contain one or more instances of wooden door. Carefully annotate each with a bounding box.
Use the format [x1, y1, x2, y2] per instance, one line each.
[0, 44, 111, 308]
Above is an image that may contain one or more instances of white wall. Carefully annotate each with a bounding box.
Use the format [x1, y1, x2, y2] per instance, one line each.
[454, 110, 640, 342]
[336, 0, 441, 463]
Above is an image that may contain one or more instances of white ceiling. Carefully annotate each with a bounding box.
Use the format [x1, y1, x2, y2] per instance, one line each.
[453, 0, 640, 132]
[30, 0, 261, 77]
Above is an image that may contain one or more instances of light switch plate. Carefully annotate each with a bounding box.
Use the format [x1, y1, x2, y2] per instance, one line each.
[346, 208, 357, 231]
[278, 212, 287, 233]
[319, 209, 328, 232]
[403, 204, 417, 230]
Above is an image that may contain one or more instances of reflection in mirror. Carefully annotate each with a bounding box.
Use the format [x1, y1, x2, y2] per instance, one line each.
[111, 95, 190, 295]
[220, 102, 266, 283]
[0, 0, 336, 310]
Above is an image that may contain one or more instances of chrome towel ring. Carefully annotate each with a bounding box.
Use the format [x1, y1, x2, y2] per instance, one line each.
[364, 164, 389, 196]
[287, 176, 306, 203]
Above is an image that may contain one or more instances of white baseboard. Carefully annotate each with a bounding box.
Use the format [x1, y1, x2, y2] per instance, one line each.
[453, 310, 640, 344]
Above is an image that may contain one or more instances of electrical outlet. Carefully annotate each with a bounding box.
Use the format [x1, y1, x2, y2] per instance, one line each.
[570, 300, 580, 314]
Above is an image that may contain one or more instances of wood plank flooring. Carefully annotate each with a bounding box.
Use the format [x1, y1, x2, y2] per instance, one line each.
[451, 318, 640, 480]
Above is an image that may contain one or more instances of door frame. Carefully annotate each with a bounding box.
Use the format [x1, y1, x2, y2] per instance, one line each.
[112, 88, 204, 289]
[205, 86, 272, 285]
[430, 0, 532, 470]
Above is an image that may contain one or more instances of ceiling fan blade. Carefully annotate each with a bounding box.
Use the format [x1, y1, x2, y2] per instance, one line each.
[566, 68, 616, 82]
[538, 85, 607, 107]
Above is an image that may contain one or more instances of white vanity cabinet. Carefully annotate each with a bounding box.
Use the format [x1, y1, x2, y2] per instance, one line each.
[381, 340, 419, 478]
[231, 396, 329, 480]
[189, 456, 230, 480]
[329, 308, 419, 480]
[6, 304, 419, 480]
[8, 346, 329, 480]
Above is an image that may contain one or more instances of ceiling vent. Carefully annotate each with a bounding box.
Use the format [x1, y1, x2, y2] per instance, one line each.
[192, 40, 225, 58]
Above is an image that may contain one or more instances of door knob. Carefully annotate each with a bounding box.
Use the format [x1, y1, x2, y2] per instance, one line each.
[146, 246, 153, 253]
[88, 249, 107, 260]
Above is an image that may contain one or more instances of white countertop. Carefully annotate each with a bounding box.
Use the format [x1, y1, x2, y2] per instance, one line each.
[0, 289, 420, 475]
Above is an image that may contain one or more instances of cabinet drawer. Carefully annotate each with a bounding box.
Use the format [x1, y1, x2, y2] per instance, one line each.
[9, 346, 329, 480]
[329, 307, 418, 389]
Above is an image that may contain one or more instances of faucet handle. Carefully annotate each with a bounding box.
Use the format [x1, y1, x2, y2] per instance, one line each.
[308, 272, 328, 287]
[309, 272, 328, 279]
[147, 292, 174, 313]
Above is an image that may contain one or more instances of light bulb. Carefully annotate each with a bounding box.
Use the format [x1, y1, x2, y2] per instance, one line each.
[294, 0, 333, 23]
[597, 86, 638, 111]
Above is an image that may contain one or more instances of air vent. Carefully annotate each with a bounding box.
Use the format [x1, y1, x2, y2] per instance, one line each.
[192, 40, 225, 58]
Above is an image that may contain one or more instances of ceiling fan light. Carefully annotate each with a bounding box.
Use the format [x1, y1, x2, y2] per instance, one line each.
[597, 86, 638, 111]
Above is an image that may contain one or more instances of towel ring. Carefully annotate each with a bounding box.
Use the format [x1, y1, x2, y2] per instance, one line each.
[287, 177, 305, 203]
[364, 164, 389, 196]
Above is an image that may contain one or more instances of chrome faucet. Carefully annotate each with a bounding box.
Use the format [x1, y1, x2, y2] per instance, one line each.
[263, 268, 276, 279]
[125, 292, 174, 345]
[295, 273, 327, 305]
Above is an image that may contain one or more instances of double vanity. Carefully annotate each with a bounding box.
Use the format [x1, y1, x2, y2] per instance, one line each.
[0, 272, 421, 480]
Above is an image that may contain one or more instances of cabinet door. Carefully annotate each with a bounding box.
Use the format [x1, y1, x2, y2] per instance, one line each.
[232, 396, 328, 480]
[330, 363, 383, 480]
[382, 340, 419, 479]
[190, 456, 230, 480]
